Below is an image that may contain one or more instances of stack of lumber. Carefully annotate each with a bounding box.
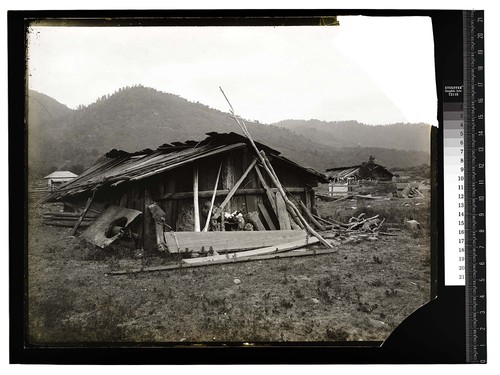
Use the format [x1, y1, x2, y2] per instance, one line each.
[42, 211, 100, 227]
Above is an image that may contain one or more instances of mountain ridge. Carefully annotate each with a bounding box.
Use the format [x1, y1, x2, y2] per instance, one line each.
[27, 86, 431, 178]
[273, 119, 432, 152]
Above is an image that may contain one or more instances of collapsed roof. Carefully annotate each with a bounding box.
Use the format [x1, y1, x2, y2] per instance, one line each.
[47, 132, 327, 201]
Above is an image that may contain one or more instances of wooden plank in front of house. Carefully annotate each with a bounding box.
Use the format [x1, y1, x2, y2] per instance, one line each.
[182, 236, 319, 264]
[163, 229, 307, 254]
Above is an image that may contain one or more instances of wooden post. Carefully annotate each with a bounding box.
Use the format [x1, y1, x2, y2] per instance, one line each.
[70, 189, 96, 236]
[143, 189, 158, 252]
[305, 187, 312, 212]
[202, 162, 223, 232]
[193, 167, 200, 232]
[221, 154, 235, 213]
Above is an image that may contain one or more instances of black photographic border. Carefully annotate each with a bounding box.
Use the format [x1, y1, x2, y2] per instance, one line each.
[9, 8, 465, 364]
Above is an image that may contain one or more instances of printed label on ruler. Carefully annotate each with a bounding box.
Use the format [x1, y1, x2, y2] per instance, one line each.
[444, 83, 465, 285]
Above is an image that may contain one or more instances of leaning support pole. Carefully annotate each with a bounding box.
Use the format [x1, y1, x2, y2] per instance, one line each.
[202, 162, 223, 232]
[219, 87, 333, 249]
[218, 157, 258, 211]
[193, 167, 200, 232]
[70, 188, 96, 236]
[299, 200, 326, 231]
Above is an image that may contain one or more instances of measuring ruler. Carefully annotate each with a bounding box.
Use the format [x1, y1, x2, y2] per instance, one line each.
[443, 10, 486, 364]
[463, 10, 486, 364]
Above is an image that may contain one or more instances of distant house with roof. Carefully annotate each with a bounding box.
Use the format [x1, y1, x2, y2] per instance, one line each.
[44, 171, 78, 190]
[325, 156, 394, 194]
[326, 156, 394, 183]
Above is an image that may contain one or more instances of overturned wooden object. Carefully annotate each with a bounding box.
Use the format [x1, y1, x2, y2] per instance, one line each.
[163, 229, 309, 254]
[81, 205, 142, 248]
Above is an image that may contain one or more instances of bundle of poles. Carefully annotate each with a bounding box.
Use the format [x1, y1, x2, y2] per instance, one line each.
[218, 87, 333, 249]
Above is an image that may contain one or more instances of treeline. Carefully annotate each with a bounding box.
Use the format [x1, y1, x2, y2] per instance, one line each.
[27, 86, 431, 181]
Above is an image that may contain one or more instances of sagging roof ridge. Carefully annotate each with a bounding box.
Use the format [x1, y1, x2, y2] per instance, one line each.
[46, 132, 328, 201]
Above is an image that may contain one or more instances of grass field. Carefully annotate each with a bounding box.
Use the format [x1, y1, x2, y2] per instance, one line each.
[28, 196, 432, 344]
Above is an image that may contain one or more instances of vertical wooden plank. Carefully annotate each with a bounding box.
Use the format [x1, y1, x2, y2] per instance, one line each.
[221, 153, 235, 213]
[119, 191, 128, 207]
[305, 188, 312, 213]
[172, 167, 191, 231]
[242, 149, 258, 214]
[275, 191, 291, 230]
[258, 202, 277, 230]
[143, 189, 157, 253]
[231, 150, 246, 214]
[193, 167, 200, 232]
[163, 171, 176, 229]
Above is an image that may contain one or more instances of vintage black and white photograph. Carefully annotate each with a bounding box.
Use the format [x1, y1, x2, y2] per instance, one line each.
[26, 15, 436, 344]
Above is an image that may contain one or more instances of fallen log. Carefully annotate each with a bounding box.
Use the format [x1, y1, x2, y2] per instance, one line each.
[64, 201, 102, 215]
[43, 212, 100, 219]
[43, 220, 92, 228]
[42, 216, 96, 223]
[109, 247, 338, 275]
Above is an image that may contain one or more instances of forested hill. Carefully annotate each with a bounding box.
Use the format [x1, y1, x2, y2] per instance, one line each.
[27, 86, 431, 178]
[274, 119, 432, 152]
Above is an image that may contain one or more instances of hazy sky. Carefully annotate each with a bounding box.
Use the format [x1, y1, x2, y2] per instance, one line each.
[27, 16, 437, 125]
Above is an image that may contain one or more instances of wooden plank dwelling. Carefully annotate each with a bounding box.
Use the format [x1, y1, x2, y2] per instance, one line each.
[45, 132, 328, 253]
[43, 170, 78, 191]
[324, 156, 395, 196]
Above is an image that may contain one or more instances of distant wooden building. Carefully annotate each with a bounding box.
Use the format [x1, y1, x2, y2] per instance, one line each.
[325, 157, 394, 195]
[43, 171, 78, 190]
[46, 132, 327, 252]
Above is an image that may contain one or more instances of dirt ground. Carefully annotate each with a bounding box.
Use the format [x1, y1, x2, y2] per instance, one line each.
[27, 196, 432, 344]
